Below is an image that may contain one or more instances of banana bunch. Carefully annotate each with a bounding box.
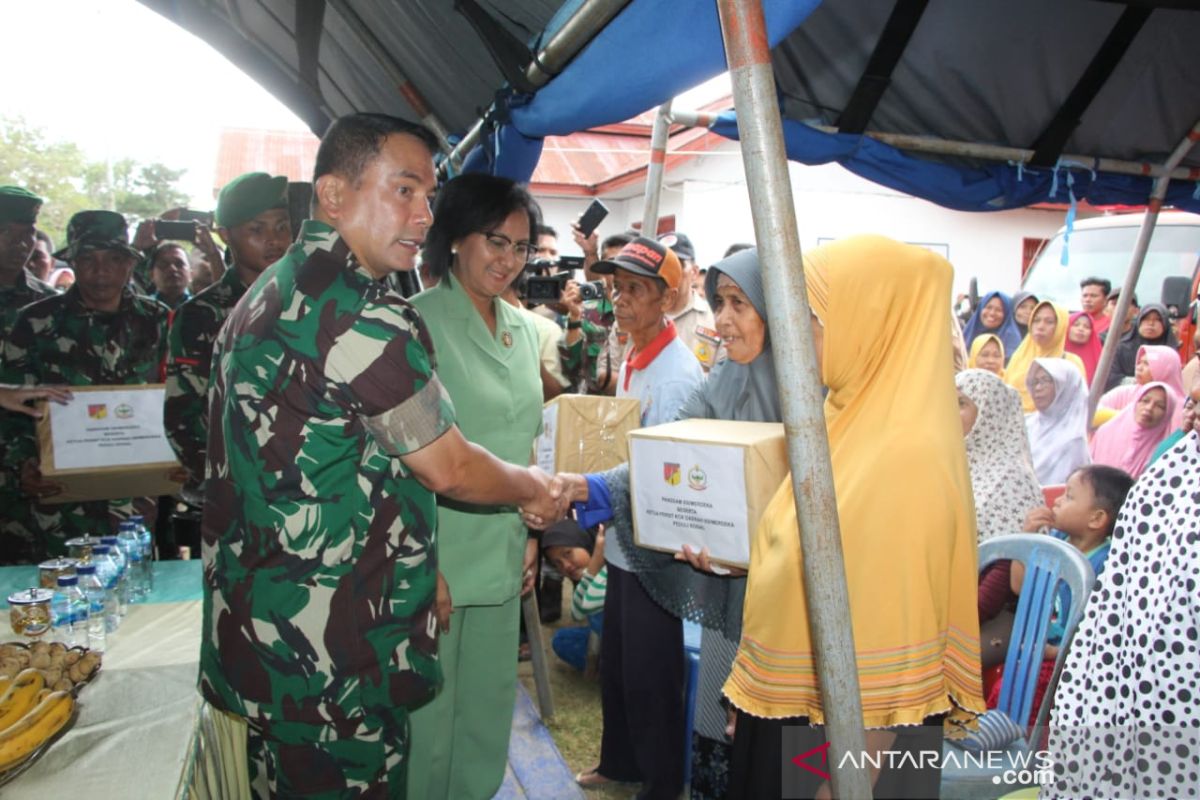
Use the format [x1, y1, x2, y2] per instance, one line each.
[0, 669, 75, 772]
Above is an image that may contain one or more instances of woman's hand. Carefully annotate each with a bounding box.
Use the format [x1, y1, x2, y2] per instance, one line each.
[436, 571, 453, 634]
[0, 385, 72, 417]
[675, 544, 747, 577]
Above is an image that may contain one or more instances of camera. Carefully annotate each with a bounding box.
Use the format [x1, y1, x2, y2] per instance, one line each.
[579, 280, 605, 301]
[525, 272, 568, 304]
[521, 255, 603, 305]
[154, 219, 198, 242]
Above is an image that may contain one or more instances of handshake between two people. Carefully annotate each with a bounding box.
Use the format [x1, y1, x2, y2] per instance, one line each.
[518, 470, 589, 529]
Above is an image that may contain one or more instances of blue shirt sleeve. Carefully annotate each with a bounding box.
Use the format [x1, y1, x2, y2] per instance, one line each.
[574, 473, 614, 529]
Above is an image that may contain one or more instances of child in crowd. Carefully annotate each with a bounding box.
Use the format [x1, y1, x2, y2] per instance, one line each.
[541, 520, 606, 673]
[978, 465, 1134, 723]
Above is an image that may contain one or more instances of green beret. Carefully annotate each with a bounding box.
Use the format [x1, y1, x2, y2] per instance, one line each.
[216, 172, 289, 228]
[54, 210, 141, 262]
[0, 185, 43, 225]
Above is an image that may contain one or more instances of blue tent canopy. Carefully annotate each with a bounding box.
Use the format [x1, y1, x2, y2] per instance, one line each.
[144, 0, 1200, 214]
[464, 0, 1200, 213]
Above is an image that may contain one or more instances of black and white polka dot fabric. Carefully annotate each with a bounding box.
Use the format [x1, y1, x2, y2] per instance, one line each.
[1043, 432, 1200, 798]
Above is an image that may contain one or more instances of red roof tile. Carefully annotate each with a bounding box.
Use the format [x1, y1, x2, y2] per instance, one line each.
[213, 128, 320, 198]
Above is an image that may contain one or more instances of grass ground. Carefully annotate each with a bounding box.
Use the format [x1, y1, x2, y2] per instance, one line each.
[516, 587, 631, 798]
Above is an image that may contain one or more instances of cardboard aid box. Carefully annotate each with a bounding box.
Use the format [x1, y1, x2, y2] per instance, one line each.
[35, 384, 183, 504]
[630, 419, 788, 569]
[536, 394, 642, 474]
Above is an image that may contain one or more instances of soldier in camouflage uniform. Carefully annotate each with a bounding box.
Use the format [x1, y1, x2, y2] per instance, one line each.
[0, 186, 60, 565]
[0, 210, 168, 563]
[164, 172, 292, 506]
[0, 187, 57, 341]
[559, 231, 631, 394]
[198, 113, 566, 798]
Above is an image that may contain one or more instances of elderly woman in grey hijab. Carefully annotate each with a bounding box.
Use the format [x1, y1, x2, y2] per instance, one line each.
[541, 247, 780, 799]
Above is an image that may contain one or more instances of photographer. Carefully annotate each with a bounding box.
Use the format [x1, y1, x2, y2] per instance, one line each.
[501, 262, 570, 401]
[132, 208, 223, 297]
[558, 230, 632, 394]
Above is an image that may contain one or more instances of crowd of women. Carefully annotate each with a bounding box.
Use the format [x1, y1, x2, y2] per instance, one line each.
[399, 168, 1198, 800]
[960, 286, 1192, 486]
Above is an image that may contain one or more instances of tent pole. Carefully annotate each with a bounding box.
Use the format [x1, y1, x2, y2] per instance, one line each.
[443, 0, 632, 173]
[1088, 119, 1200, 418]
[669, 110, 1200, 182]
[715, 1, 872, 798]
[326, 0, 455, 154]
[640, 101, 673, 235]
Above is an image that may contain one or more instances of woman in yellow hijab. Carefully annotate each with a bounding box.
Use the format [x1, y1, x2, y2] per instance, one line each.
[1004, 300, 1087, 411]
[722, 236, 985, 799]
[968, 333, 1006, 377]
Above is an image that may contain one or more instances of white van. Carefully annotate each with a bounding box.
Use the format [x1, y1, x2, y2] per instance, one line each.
[1021, 211, 1200, 313]
[1020, 210, 1200, 361]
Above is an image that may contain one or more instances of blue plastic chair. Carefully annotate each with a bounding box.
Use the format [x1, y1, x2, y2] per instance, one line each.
[940, 533, 1096, 800]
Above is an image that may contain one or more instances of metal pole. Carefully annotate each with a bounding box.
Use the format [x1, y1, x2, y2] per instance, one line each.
[327, 0, 455, 154]
[640, 101, 673, 235]
[1089, 119, 1200, 417]
[524, 0, 633, 84]
[442, 0, 633, 174]
[715, 1, 872, 798]
[668, 109, 1200, 182]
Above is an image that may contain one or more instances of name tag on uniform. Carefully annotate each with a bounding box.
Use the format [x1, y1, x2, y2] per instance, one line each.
[693, 326, 720, 367]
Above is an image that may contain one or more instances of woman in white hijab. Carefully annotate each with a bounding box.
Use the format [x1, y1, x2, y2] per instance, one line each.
[1043, 429, 1200, 798]
[956, 369, 1044, 541]
[1025, 357, 1091, 485]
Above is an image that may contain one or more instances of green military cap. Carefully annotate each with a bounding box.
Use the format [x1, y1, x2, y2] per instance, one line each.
[54, 210, 141, 262]
[0, 185, 43, 225]
[215, 172, 289, 228]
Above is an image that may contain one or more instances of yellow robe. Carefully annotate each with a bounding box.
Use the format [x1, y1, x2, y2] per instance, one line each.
[723, 235, 986, 728]
[1004, 300, 1087, 411]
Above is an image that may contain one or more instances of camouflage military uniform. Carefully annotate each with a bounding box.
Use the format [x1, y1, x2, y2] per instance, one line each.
[163, 267, 247, 503]
[0, 270, 58, 565]
[561, 296, 615, 393]
[0, 286, 168, 562]
[199, 219, 456, 797]
[0, 269, 58, 342]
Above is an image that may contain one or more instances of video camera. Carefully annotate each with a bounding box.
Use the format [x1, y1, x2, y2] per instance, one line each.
[522, 255, 605, 304]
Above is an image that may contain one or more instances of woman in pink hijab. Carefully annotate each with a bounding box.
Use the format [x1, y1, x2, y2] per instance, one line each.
[1089, 382, 1181, 478]
[1064, 311, 1103, 386]
[1099, 344, 1186, 427]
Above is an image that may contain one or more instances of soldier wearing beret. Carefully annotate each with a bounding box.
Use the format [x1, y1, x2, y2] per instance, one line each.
[164, 172, 292, 507]
[0, 186, 57, 337]
[0, 210, 170, 562]
[0, 186, 60, 564]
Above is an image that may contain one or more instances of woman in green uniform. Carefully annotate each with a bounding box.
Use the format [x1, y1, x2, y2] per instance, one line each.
[407, 173, 544, 799]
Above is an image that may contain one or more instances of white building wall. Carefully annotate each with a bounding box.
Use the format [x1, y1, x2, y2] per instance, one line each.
[533, 142, 1078, 298]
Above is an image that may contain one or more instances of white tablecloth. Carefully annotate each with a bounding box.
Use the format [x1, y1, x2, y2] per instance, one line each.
[2, 599, 202, 798]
